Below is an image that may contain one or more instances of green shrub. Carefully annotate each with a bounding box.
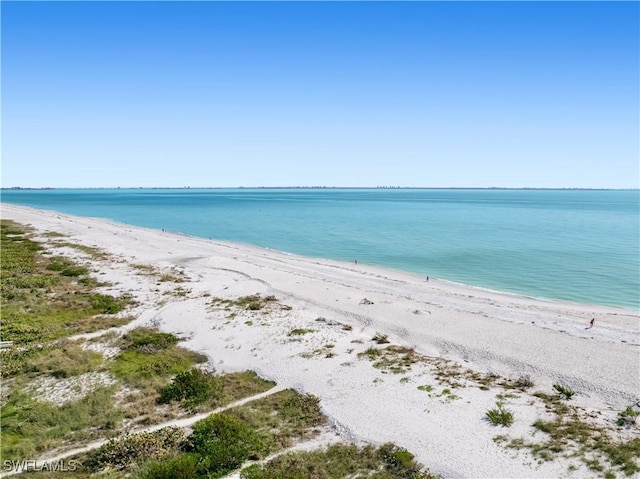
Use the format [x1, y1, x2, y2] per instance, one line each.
[240, 443, 435, 479]
[46, 257, 88, 277]
[185, 414, 266, 476]
[137, 453, 200, 479]
[158, 369, 223, 408]
[486, 405, 514, 427]
[1, 346, 45, 378]
[121, 327, 179, 353]
[89, 293, 131, 314]
[380, 443, 421, 473]
[87, 427, 185, 471]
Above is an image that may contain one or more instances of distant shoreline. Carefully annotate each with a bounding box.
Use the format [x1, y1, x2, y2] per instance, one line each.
[2, 186, 638, 191]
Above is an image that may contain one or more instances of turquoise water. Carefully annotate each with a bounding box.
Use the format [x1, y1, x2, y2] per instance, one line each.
[2, 188, 638, 310]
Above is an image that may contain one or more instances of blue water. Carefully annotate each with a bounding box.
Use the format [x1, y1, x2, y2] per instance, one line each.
[2, 188, 638, 310]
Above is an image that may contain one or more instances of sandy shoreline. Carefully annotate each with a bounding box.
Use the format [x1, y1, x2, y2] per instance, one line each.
[2, 203, 639, 478]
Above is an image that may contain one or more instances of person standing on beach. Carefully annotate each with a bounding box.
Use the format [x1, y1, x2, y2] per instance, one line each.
[587, 318, 595, 329]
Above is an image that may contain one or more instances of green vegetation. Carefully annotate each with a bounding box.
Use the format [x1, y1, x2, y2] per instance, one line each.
[227, 389, 326, 451]
[486, 405, 514, 427]
[358, 346, 421, 374]
[500, 390, 640, 477]
[119, 327, 179, 353]
[184, 414, 266, 476]
[553, 383, 576, 400]
[110, 327, 207, 388]
[132, 263, 185, 283]
[25, 340, 103, 378]
[209, 294, 291, 312]
[1, 386, 121, 460]
[288, 328, 314, 336]
[112, 390, 327, 478]
[51, 241, 109, 260]
[3, 220, 376, 479]
[241, 442, 436, 479]
[159, 273, 185, 283]
[46, 256, 89, 277]
[159, 369, 223, 409]
[0, 220, 132, 462]
[86, 427, 185, 472]
[0, 220, 130, 345]
[617, 406, 640, 427]
[418, 385, 460, 403]
[513, 375, 535, 389]
[138, 422, 266, 479]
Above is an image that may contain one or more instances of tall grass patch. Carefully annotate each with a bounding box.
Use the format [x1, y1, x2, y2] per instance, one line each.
[110, 327, 207, 388]
[1, 386, 121, 461]
[227, 389, 326, 451]
[241, 442, 436, 479]
[0, 220, 131, 344]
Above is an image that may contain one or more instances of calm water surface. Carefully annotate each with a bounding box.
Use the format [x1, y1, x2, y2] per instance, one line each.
[3, 189, 638, 310]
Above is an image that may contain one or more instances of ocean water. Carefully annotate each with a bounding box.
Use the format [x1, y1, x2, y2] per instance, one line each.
[2, 188, 638, 310]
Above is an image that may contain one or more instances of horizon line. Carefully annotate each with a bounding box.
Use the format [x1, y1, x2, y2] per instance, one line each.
[2, 186, 638, 191]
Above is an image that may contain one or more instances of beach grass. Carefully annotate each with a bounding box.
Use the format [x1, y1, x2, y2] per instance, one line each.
[358, 345, 421, 374]
[0, 220, 131, 345]
[502, 390, 640, 476]
[486, 405, 514, 427]
[110, 326, 208, 389]
[226, 389, 326, 451]
[241, 442, 437, 479]
[209, 294, 290, 313]
[0, 386, 121, 461]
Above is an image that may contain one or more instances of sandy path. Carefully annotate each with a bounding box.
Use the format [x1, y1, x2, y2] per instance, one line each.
[0, 386, 285, 478]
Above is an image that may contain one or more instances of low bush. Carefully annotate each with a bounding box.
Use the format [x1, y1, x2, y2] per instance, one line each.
[137, 453, 200, 479]
[158, 369, 223, 409]
[87, 427, 185, 471]
[88, 293, 131, 315]
[240, 442, 435, 479]
[46, 257, 88, 277]
[185, 414, 266, 477]
[120, 327, 179, 354]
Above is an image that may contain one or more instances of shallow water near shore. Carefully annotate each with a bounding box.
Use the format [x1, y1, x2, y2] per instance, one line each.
[2, 188, 638, 310]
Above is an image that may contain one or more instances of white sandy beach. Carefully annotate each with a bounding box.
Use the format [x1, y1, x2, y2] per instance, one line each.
[2, 203, 639, 479]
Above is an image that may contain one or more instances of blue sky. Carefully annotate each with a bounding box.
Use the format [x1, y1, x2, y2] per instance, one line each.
[2, 1, 638, 188]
